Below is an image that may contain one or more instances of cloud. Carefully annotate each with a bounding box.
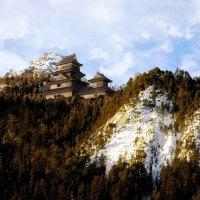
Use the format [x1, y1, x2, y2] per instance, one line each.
[0, 50, 27, 75]
[100, 52, 134, 76]
[0, 0, 28, 42]
[179, 26, 200, 77]
[180, 60, 200, 77]
[1, 0, 200, 83]
[90, 48, 109, 61]
[180, 51, 200, 77]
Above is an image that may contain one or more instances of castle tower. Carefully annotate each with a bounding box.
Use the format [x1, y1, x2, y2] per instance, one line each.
[44, 54, 115, 99]
[77, 72, 115, 99]
[89, 72, 112, 88]
[44, 54, 88, 99]
[55, 53, 84, 80]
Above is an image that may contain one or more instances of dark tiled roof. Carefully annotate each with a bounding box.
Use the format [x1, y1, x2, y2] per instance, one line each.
[57, 53, 82, 66]
[88, 72, 112, 83]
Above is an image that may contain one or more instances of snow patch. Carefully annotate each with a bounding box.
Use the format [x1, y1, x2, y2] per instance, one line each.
[86, 86, 200, 180]
[90, 86, 177, 179]
[28, 52, 62, 74]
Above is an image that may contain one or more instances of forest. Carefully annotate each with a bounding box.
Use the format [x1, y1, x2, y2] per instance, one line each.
[0, 67, 200, 199]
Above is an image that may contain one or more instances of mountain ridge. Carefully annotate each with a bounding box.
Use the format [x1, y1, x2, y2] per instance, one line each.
[0, 66, 200, 199]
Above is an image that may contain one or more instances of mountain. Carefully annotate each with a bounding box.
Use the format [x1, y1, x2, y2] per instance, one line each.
[4, 52, 62, 77]
[25, 52, 62, 75]
[0, 66, 200, 199]
[84, 85, 200, 180]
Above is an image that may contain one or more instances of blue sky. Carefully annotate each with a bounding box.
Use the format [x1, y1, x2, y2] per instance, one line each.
[1, 0, 200, 85]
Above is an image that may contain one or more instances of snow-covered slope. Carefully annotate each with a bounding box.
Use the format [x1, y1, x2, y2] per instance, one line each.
[27, 52, 62, 74]
[84, 86, 200, 180]
[5, 52, 62, 77]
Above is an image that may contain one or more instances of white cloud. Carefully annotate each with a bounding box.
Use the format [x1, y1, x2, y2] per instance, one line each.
[180, 61, 200, 77]
[90, 48, 109, 61]
[141, 32, 151, 40]
[0, 50, 27, 75]
[0, 0, 200, 83]
[100, 52, 134, 76]
[179, 26, 200, 77]
[0, 0, 28, 42]
[185, 27, 195, 40]
[160, 42, 173, 53]
[180, 51, 200, 77]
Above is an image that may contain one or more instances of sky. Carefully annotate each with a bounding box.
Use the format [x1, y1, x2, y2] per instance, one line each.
[1, 0, 200, 85]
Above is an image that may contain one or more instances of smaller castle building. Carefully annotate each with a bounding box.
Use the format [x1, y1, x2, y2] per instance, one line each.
[44, 54, 115, 99]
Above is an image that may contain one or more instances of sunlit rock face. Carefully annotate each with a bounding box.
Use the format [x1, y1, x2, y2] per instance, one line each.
[84, 86, 200, 180]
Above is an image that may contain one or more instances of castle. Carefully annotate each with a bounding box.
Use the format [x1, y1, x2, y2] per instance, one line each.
[44, 54, 115, 99]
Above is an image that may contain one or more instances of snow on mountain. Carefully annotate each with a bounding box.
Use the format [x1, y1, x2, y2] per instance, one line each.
[4, 52, 63, 77]
[84, 86, 200, 180]
[26, 52, 62, 74]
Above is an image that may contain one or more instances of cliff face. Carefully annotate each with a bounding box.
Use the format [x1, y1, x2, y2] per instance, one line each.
[84, 85, 200, 180]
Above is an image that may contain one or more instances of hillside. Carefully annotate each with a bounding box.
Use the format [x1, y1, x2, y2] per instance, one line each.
[0, 67, 200, 199]
[84, 85, 200, 180]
